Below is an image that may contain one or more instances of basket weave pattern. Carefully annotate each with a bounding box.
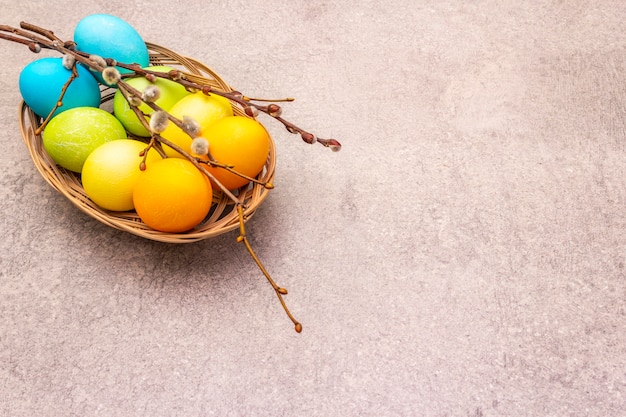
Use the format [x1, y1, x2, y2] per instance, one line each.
[19, 43, 275, 243]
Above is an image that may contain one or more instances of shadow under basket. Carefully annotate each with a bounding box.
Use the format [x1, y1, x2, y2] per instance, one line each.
[18, 42, 275, 244]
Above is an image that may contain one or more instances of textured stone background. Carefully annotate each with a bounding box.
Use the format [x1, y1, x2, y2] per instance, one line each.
[1, 1, 624, 416]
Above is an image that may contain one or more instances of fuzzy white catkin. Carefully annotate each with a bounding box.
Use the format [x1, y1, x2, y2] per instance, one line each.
[102, 67, 121, 86]
[182, 115, 201, 137]
[89, 54, 107, 69]
[149, 111, 169, 134]
[191, 137, 210, 155]
[142, 85, 161, 103]
[62, 54, 75, 70]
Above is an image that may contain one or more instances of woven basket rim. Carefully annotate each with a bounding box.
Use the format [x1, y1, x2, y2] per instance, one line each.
[18, 43, 276, 243]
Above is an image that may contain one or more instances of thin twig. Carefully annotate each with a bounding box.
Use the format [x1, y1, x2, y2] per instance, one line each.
[34, 62, 79, 135]
[237, 205, 302, 333]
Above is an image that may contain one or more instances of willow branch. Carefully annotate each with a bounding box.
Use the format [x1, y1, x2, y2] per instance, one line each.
[34, 62, 79, 135]
[237, 206, 302, 333]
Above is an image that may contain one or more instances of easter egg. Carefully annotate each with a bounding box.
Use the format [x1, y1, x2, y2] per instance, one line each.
[82, 139, 162, 211]
[160, 92, 233, 158]
[19, 57, 101, 118]
[42, 107, 127, 173]
[133, 158, 213, 233]
[74, 14, 149, 85]
[113, 66, 191, 136]
[204, 116, 270, 190]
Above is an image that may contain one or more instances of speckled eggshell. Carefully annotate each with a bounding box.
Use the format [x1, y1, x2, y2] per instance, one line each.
[18, 57, 101, 118]
[42, 107, 127, 173]
[73, 14, 150, 85]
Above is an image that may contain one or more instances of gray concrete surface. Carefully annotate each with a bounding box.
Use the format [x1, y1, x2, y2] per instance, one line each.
[1, 1, 624, 416]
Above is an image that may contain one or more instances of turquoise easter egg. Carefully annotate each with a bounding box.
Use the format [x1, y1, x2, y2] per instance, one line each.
[74, 14, 149, 86]
[18, 57, 101, 118]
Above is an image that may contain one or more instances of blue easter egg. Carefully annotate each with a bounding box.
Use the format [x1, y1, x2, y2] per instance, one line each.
[74, 14, 149, 85]
[18, 57, 102, 118]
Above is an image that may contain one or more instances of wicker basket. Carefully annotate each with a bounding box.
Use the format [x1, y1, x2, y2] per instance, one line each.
[18, 42, 276, 243]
